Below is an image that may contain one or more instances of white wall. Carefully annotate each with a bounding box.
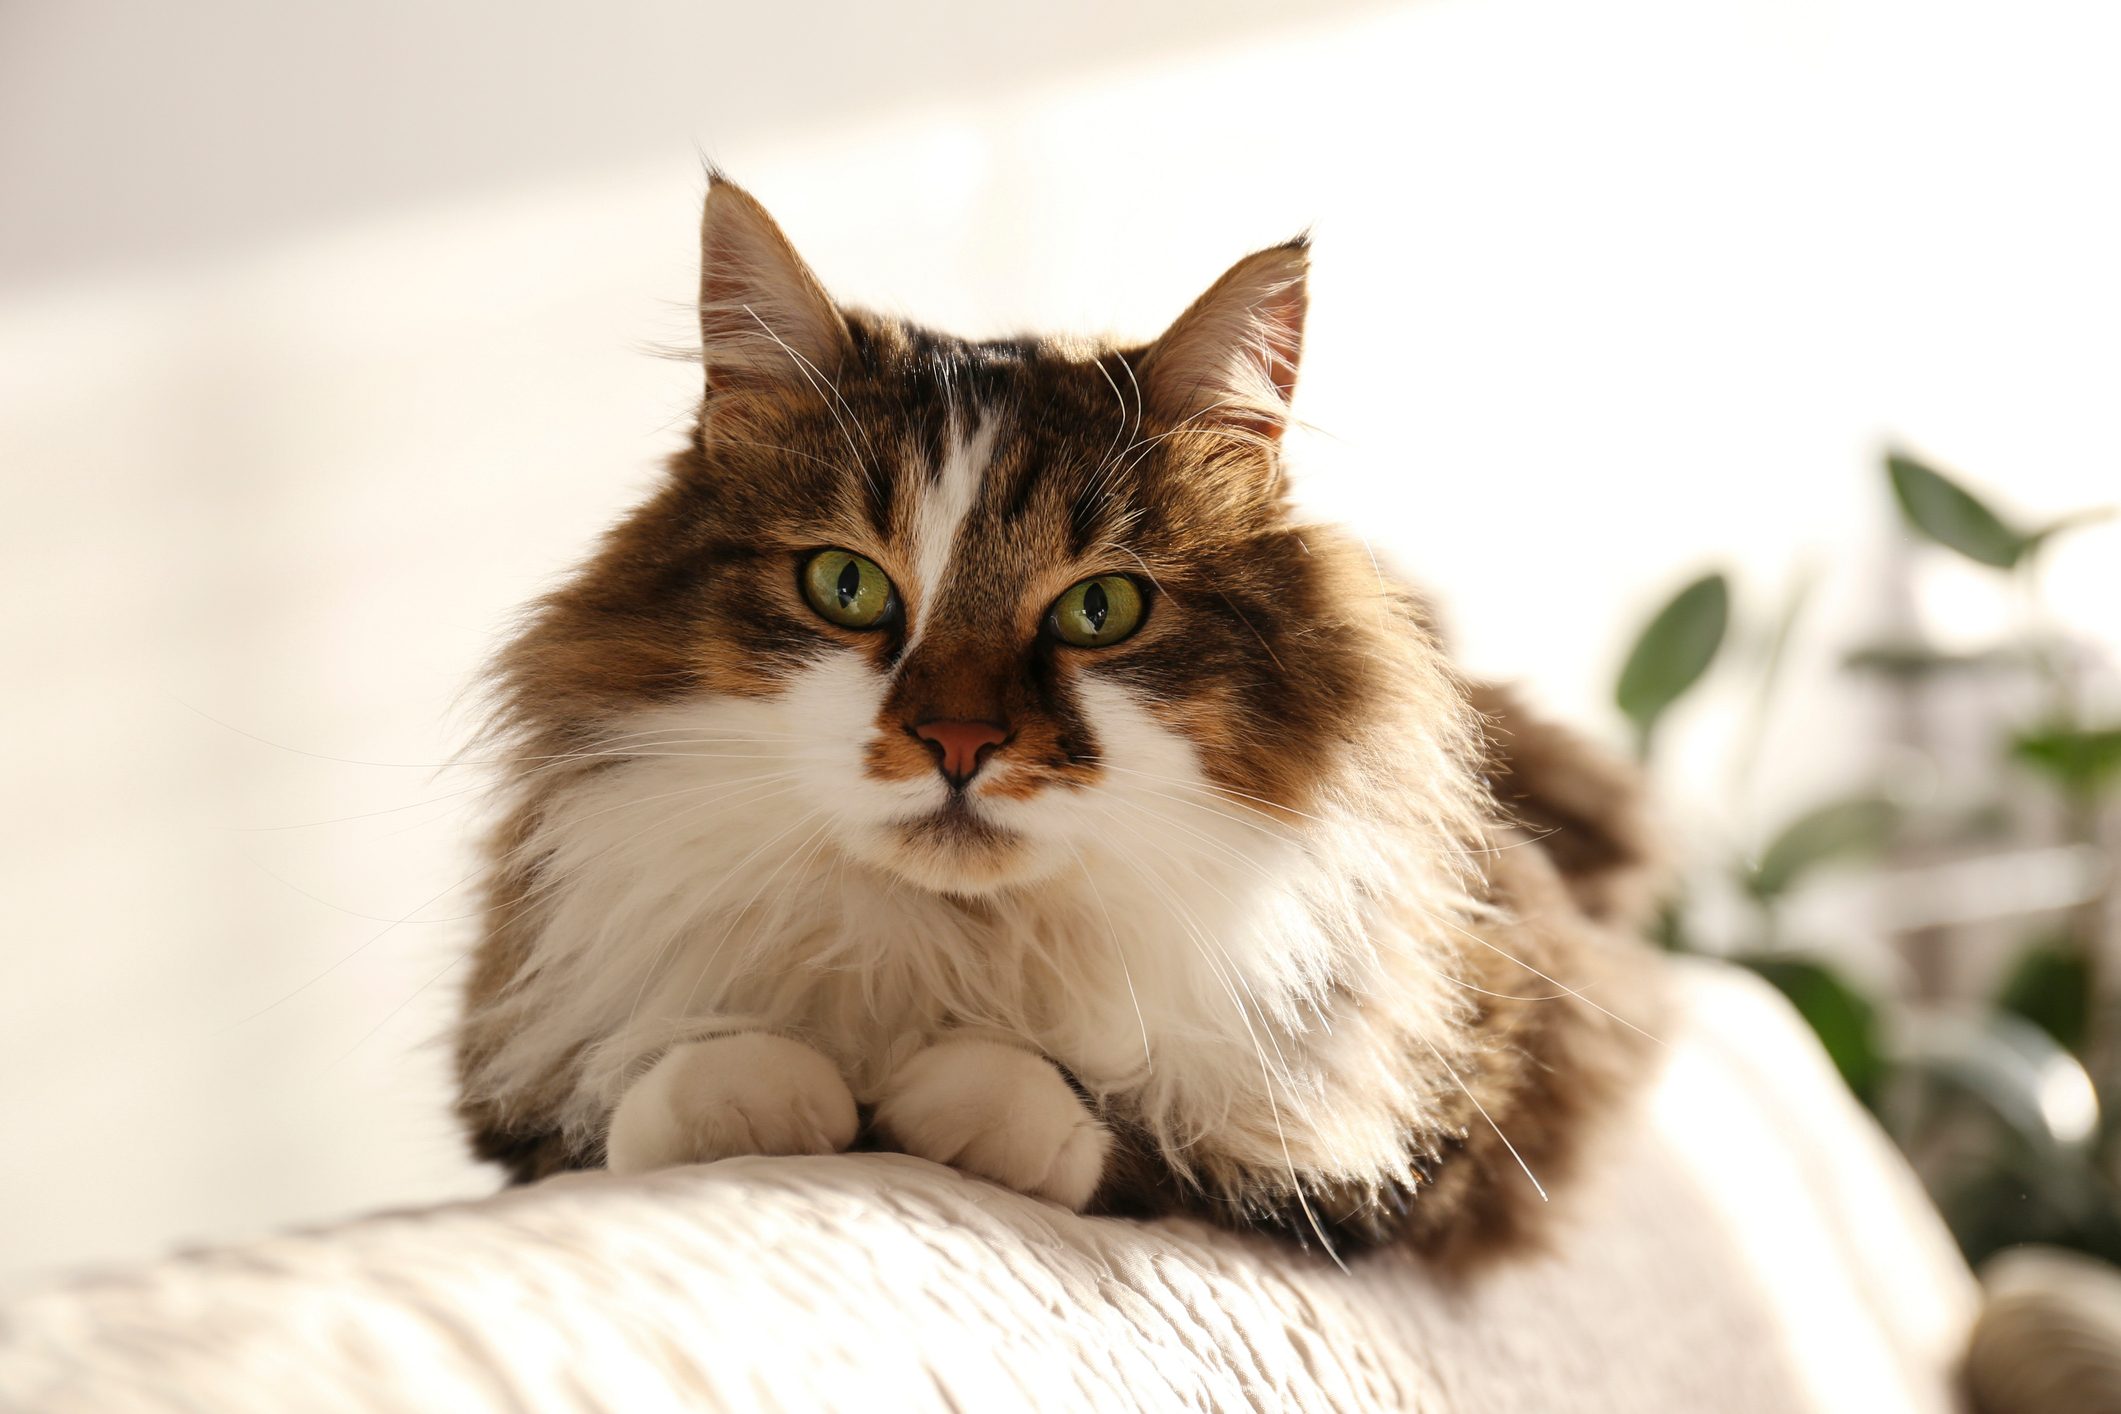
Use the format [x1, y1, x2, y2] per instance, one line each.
[2, 0, 2117, 1291]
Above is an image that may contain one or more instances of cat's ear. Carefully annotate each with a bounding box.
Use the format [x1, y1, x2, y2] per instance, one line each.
[1137, 238, 1308, 446]
[698, 174, 853, 394]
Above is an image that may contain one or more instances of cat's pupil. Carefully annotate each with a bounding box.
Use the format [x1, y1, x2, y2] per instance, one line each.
[835, 560, 862, 608]
[1082, 581, 1109, 631]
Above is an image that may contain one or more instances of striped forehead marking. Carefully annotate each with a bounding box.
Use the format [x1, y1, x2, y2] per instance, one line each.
[903, 409, 998, 649]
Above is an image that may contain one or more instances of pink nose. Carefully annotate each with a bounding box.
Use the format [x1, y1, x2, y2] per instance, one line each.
[912, 719, 1008, 785]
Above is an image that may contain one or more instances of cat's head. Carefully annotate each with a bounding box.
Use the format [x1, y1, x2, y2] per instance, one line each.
[497, 177, 1462, 897]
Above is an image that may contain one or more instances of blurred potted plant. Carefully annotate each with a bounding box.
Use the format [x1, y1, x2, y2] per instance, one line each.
[1619, 450, 2120, 1265]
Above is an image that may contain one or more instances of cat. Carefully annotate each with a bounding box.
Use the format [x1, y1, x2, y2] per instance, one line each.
[453, 173, 1665, 1264]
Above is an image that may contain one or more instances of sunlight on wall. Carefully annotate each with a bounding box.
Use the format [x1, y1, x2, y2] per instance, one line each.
[0, 0, 2117, 1289]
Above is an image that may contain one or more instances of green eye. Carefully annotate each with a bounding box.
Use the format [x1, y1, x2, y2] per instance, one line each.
[1048, 574, 1146, 648]
[801, 549, 897, 629]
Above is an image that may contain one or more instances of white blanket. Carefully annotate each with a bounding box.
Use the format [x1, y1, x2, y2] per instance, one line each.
[0, 963, 1975, 1412]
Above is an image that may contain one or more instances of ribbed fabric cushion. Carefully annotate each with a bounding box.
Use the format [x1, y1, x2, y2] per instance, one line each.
[0, 963, 1976, 1412]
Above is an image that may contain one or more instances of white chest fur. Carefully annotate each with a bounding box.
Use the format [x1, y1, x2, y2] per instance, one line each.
[469, 669, 1470, 1167]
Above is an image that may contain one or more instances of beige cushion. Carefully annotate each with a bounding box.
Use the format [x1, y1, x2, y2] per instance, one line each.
[0, 962, 1975, 1412]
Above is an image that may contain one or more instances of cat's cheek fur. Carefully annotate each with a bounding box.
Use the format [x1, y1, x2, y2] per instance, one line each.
[872, 1039, 1112, 1211]
[778, 652, 947, 831]
[605, 1033, 859, 1174]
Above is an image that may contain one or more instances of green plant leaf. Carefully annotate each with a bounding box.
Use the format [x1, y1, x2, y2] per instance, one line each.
[1740, 955, 1883, 1102]
[1996, 939, 2092, 1054]
[1616, 572, 1729, 753]
[1886, 451, 2027, 568]
[1747, 795, 1901, 901]
[2012, 725, 2121, 799]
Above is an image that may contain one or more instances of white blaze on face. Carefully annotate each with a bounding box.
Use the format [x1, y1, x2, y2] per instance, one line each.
[903, 411, 998, 650]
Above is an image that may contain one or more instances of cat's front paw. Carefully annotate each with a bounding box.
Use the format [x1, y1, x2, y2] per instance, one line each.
[605, 1032, 857, 1174]
[872, 1039, 1110, 1210]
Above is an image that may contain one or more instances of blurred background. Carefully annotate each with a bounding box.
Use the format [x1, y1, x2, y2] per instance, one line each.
[1, 0, 2117, 1294]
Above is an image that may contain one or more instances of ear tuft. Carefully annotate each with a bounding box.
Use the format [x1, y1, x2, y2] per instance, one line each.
[698, 177, 853, 393]
[1138, 238, 1309, 446]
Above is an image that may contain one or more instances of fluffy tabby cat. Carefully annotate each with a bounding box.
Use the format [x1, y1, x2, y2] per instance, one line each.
[454, 175, 1664, 1264]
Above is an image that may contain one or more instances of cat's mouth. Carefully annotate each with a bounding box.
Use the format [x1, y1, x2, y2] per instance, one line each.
[901, 794, 1017, 855]
[875, 795, 1040, 896]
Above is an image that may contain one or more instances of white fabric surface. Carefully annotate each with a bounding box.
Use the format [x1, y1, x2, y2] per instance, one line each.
[0, 962, 1975, 1412]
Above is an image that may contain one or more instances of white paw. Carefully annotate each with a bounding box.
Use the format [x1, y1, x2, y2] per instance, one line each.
[605, 1033, 858, 1175]
[872, 1039, 1110, 1210]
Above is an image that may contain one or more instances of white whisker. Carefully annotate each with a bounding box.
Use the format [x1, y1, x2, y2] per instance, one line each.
[1410, 1027, 1548, 1202]
[1402, 896, 1665, 1049]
